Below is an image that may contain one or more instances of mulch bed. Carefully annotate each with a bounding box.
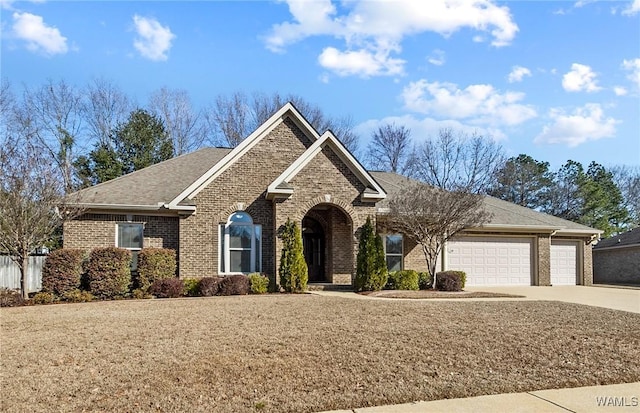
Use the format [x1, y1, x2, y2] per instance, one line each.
[2, 295, 639, 413]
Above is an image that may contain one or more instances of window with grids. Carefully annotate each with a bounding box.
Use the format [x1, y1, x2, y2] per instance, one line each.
[384, 234, 403, 272]
[219, 211, 261, 274]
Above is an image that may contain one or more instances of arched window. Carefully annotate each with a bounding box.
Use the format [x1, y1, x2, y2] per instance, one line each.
[219, 211, 261, 274]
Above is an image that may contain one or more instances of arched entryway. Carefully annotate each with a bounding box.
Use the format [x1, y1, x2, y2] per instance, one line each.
[302, 204, 353, 284]
[302, 216, 325, 282]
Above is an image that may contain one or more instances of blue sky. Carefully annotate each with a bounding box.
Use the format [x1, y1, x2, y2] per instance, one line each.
[1, 0, 639, 169]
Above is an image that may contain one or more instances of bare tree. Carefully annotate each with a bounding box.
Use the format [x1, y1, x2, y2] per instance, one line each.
[22, 79, 84, 192]
[385, 181, 492, 285]
[204, 91, 360, 154]
[204, 91, 251, 148]
[148, 86, 206, 156]
[610, 165, 640, 228]
[366, 123, 412, 173]
[84, 77, 131, 148]
[410, 128, 505, 194]
[0, 138, 83, 299]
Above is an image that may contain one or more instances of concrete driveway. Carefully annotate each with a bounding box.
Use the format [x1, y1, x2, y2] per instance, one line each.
[464, 285, 640, 313]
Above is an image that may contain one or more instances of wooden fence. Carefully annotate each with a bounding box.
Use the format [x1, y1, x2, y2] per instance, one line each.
[0, 255, 46, 293]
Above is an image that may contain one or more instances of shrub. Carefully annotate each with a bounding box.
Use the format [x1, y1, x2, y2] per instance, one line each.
[135, 248, 177, 291]
[418, 272, 432, 290]
[219, 274, 250, 296]
[86, 247, 132, 299]
[62, 289, 94, 303]
[41, 249, 85, 297]
[182, 278, 200, 297]
[149, 278, 184, 298]
[131, 288, 153, 299]
[31, 291, 55, 305]
[249, 273, 269, 294]
[278, 219, 308, 293]
[0, 288, 27, 307]
[386, 270, 419, 291]
[435, 271, 465, 291]
[198, 277, 223, 297]
[354, 217, 388, 292]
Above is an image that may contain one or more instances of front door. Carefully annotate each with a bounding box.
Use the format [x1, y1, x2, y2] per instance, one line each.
[302, 217, 325, 282]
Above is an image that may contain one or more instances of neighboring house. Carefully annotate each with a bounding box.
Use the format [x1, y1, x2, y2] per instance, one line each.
[593, 227, 640, 285]
[64, 103, 602, 287]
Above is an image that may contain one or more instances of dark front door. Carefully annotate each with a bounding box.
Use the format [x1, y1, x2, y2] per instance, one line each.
[302, 217, 325, 282]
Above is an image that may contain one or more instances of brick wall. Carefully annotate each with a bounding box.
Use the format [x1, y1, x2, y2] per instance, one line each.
[593, 247, 639, 284]
[179, 117, 314, 278]
[63, 213, 179, 251]
[273, 145, 376, 286]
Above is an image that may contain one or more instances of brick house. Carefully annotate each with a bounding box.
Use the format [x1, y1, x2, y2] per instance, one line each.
[593, 227, 640, 285]
[65, 103, 602, 287]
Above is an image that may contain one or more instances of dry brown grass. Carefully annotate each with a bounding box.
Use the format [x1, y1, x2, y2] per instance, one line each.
[361, 290, 524, 299]
[1, 295, 639, 413]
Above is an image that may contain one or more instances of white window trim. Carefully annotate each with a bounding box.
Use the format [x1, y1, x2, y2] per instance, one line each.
[383, 233, 404, 272]
[115, 223, 144, 251]
[219, 212, 261, 275]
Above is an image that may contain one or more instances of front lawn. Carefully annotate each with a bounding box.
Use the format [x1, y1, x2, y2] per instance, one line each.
[1, 295, 639, 412]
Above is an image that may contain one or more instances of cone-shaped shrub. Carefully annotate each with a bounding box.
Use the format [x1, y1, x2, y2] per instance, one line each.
[41, 249, 85, 296]
[354, 216, 388, 292]
[86, 247, 131, 299]
[279, 219, 308, 293]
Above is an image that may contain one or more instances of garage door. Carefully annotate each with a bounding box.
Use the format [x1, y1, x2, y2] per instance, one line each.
[447, 237, 532, 286]
[550, 241, 578, 285]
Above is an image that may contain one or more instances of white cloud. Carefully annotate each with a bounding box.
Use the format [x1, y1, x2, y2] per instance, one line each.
[11, 12, 67, 56]
[401, 79, 537, 126]
[613, 86, 628, 96]
[574, 0, 597, 7]
[507, 65, 531, 83]
[562, 63, 601, 92]
[534, 103, 618, 147]
[622, 58, 640, 89]
[427, 49, 445, 66]
[264, 0, 518, 77]
[622, 0, 640, 15]
[132, 15, 175, 61]
[318, 47, 405, 77]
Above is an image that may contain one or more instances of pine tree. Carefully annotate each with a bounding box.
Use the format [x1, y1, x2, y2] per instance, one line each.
[279, 219, 308, 293]
[354, 216, 388, 291]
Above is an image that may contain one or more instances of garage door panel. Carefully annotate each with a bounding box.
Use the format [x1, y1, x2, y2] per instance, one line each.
[447, 237, 532, 286]
[551, 241, 578, 285]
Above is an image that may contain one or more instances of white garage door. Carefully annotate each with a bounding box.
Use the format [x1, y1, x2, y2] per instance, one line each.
[550, 241, 578, 285]
[447, 237, 532, 286]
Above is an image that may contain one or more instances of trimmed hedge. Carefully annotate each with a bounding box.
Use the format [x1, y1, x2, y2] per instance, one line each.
[135, 248, 177, 291]
[249, 273, 269, 294]
[386, 270, 419, 291]
[86, 247, 132, 299]
[435, 271, 466, 291]
[41, 248, 85, 296]
[31, 291, 55, 305]
[183, 278, 200, 297]
[198, 277, 223, 297]
[149, 277, 184, 298]
[0, 288, 26, 307]
[418, 272, 432, 290]
[219, 274, 250, 296]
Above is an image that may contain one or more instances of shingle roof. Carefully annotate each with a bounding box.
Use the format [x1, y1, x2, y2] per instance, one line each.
[369, 171, 599, 234]
[594, 227, 640, 249]
[75, 147, 232, 208]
